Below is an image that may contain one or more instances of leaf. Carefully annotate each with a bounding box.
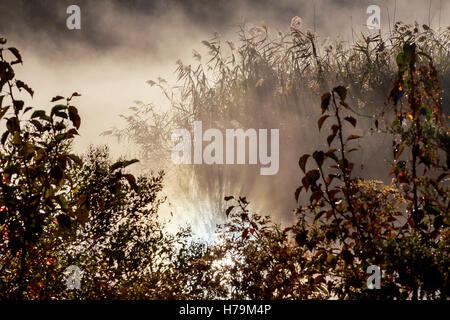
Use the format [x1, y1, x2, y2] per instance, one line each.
[13, 100, 24, 112]
[318, 115, 330, 131]
[50, 165, 64, 184]
[301, 176, 310, 191]
[239, 196, 248, 204]
[23, 106, 33, 114]
[55, 133, 67, 142]
[314, 275, 325, 285]
[331, 124, 339, 135]
[16, 80, 34, 97]
[299, 154, 310, 173]
[68, 106, 81, 129]
[29, 119, 43, 131]
[327, 133, 336, 146]
[68, 154, 83, 166]
[56, 214, 71, 230]
[394, 144, 405, 160]
[66, 128, 79, 139]
[344, 116, 356, 127]
[242, 228, 249, 239]
[333, 86, 347, 101]
[396, 52, 406, 71]
[403, 42, 416, 63]
[110, 159, 139, 171]
[321, 92, 331, 113]
[6, 117, 19, 132]
[295, 186, 303, 202]
[346, 134, 362, 141]
[1, 131, 9, 145]
[12, 131, 21, 145]
[328, 189, 340, 200]
[75, 206, 89, 225]
[313, 151, 325, 167]
[338, 158, 354, 173]
[8, 47, 22, 64]
[306, 169, 320, 185]
[226, 206, 235, 217]
[51, 96, 65, 102]
[51, 105, 67, 116]
[0, 106, 10, 119]
[58, 195, 69, 212]
[433, 215, 443, 230]
[326, 253, 336, 265]
[0, 61, 14, 88]
[325, 149, 338, 162]
[122, 159, 139, 168]
[283, 227, 292, 233]
[341, 250, 353, 264]
[31, 110, 46, 118]
[340, 101, 350, 109]
[310, 190, 323, 203]
[22, 142, 35, 159]
[325, 174, 336, 186]
[123, 174, 138, 191]
[314, 210, 326, 221]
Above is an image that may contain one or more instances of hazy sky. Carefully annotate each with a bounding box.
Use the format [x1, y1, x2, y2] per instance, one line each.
[1, 0, 448, 153]
[1, 0, 449, 238]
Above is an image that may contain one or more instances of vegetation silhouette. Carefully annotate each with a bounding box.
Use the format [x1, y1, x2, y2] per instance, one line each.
[0, 18, 449, 300]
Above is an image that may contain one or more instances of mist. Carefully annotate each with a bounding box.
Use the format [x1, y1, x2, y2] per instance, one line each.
[1, 0, 449, 239]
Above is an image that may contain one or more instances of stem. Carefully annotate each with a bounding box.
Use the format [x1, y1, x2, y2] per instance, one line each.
[408, 47, 419, 223]
[17, 245, 27, 300]
[331, 92, 364, 239]
[318, 165, 349, 250]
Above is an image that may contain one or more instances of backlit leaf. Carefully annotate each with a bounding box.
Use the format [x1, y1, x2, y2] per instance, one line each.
[318, 115, 330, 131]
[299, 154, 310, 173]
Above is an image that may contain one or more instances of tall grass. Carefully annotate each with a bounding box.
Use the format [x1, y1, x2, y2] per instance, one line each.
[104, 19, 450, 233]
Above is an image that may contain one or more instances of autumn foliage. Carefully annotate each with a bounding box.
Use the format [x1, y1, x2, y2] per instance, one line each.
[0, 20, 449, 300]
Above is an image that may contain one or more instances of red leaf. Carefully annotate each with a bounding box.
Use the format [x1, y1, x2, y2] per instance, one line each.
[327, 133, 336, 146]
[346, 134, 362, 141]
[295, 186, 303, 202]
[318, 115, 330, 131]
[344, 116, 357, 127]
[299, 154, 310, 173]
[226, 206, 235, 217]
[283, 227, 293, 233]
[302, 176, 310, 191]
